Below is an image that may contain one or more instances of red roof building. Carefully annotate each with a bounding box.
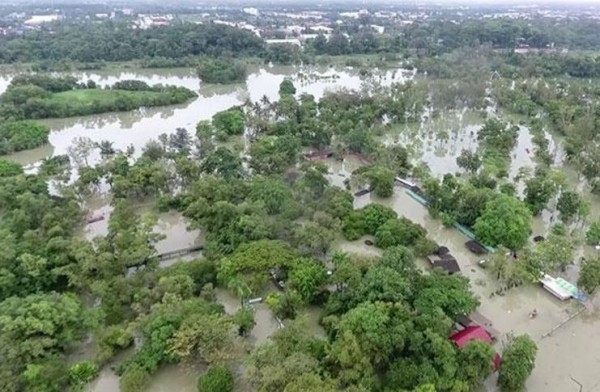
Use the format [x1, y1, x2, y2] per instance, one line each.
[450, 325, 502, 370]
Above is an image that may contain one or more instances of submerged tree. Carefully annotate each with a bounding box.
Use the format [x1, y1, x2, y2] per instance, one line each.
[497, 335, 537, 392]
[474, 195, 532, 250]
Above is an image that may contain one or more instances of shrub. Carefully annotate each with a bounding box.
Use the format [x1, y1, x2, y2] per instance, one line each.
[198, 365, 234, 392]
[70, 361, 99, 386]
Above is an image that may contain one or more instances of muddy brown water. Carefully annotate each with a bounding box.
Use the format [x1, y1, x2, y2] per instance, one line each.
[3, 66, 409, 167]
[327, 156, 600, 392]
[3, 66, 598, 391]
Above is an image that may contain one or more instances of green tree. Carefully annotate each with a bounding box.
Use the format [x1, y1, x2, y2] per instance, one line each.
[288, 258, 327, 302]
[279, 79, 297, 96]
[457, 340, 495, 389]
[0, 293, 90, 388]
[375, 218, 427, 249]
[524, 171, 556, 215]
[0, 159, 23, 177]
[586, 221, 600, 245]
[413, 269, 479, 319]
[365, 166, 395, 198]
[498, 335, 537, 392]
[474, 195, 532, 250]
[70, 361, 99, 387]
[556, 190, 583, 222]
[197, 58, 247, 84]
[292, 223, 335, 257]
[120, 364, 150, 392]
[249, 135, 300, 175]
[233, 307, 255, 337]
[578, 257, 600, 294]
[456, 149, 482, 173]
[212, 107, 246, 137]
[198, 365, 234, 392]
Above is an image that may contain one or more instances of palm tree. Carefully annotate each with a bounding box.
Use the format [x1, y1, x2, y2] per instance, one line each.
[96, 140, 116, 158]
[227, 276, 252, 308]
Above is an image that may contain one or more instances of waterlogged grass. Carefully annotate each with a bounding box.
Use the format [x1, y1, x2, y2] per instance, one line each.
[50, 89, 170, 105]
[23, 86, 197, 119]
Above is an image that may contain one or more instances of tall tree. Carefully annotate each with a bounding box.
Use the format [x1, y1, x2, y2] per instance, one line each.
[498, 335, 537, 392]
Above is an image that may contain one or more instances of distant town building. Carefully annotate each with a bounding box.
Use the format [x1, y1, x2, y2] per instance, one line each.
[243, 7, 260, 17]
[135, 15, 173, 30]
[370, 24, 385, 34]
[24, 14, 62, 26]
[265, 38, 301, 46]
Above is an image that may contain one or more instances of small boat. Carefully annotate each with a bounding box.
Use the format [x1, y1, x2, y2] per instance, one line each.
[354, 188, 372, 197]
[87, 215, 105, 224]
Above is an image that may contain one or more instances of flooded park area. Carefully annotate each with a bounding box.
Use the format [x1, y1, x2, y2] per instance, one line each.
[3, 63, 600, 392]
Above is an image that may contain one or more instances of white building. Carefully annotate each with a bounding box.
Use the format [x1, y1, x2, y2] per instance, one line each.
[243, 7, 260, 16]
[265, 38, 302, 47]
[24, 14, 62, 26]
[371, 25, 385, 34]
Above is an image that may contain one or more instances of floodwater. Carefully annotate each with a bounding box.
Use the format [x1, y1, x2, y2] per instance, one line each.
[82, 196, 203, 266]
[388, 109, 540, 181]
[325, 155, 600, 392]
[87, 363, 203, 392]
[3, 66, 408, 167]
[6, 65, 600, 391]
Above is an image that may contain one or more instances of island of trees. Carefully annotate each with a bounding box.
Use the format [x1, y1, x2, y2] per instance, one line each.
[0, 75, 197, 121]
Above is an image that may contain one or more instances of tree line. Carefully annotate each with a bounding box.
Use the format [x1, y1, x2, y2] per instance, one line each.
[0, 74, 197, 121]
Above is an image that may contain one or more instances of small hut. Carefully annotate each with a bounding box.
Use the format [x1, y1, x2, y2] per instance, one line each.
[436, 246, 450, 256]
[427, 253, 461, 274]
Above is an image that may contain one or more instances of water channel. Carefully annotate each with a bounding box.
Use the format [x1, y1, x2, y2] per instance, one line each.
[2, 64, 599, 391]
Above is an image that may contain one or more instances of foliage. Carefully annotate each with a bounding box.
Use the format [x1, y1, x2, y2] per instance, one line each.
[212, 107, 246, 138]
[342, 203, 398, 241]
[474, 195, 532, 250]
[456, 149, 482, 173]
[120, 364, 150, 392]
[557, 190, 584, 222]
[0, 293, 90, 389]
[197, 58, 247, 84]
[477, 119, 519, 176]
[0, 159, 23, 176]
[288, 258, 328, 302]
[266, 290, 303, 320]
[458, 340, 495, 388]
[279, 79, 297, 96]
[70, 361, 99, 387]
[249, 135, 300, 175]
[364, 166, 395, 198]
[198, 365, 234, 392]
[0, 22, 265, 64]
[0, 77, 197, 120]
[524, 170, 557, 216]
[218, 240, 299, 293]
[0, 120, 49, 154]
[578, 257, 600, 294]
[498, 335, 537, 392]
[233, 307, 256, 337]
[374, 218, 428, 250]
[587, 221, 600, 245]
